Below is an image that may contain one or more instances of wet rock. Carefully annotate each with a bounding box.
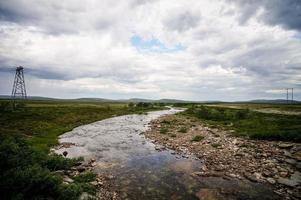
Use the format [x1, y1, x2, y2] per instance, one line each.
[63, 151, 68, 157]
[244, 172, 259, 182]
[295, 162, 301, 170]
[278, 143, 294, 149]
[284, 158, 297, 165]
[291, 151, 301, 161]
[277, 178, 299, 187]
[267, 177, 276, 184]
[195, 189, 222, 200]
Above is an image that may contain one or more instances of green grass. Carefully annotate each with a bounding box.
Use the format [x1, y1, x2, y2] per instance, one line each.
[160, 127, 168, 134]
[211, 143, 221, 148]
[191, 135, 204, 142]
[0, 100, 162, 152]
[178, 127, 188, 133]
[183, 105, 301, 142]
[0, 100, 165, 199]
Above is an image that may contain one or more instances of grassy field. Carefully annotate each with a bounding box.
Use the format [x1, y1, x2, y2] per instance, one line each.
[182, 104, 301, 142]
[206, 103, 301, 115]
[0, 100, 162, 152]
[0, 100, 163, 199]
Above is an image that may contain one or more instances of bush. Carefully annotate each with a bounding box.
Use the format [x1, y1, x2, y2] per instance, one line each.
[160, 127, 168, 134]
[191, 135, 204, 142]
[178, 127, 188, 133]
[0, 134, 93, 199]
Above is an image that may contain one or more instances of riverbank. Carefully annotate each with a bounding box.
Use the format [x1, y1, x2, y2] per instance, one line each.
[0, 100, 163, 199]
[145, 113, 301, 199]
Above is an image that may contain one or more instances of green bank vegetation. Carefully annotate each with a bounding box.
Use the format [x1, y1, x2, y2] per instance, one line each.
[0, 100, 163, 199]
[183, 105, 301, 142]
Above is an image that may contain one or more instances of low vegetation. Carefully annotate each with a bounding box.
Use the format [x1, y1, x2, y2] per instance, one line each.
[191, 135, 204, 142]
[183, 105, 301, 142]
[0, 100, 164, 199]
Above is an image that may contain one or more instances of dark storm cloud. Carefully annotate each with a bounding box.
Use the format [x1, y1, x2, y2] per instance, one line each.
[0, 1, 83, 35]
[0, 1, 40, 24]
[230, 0, 301, 31]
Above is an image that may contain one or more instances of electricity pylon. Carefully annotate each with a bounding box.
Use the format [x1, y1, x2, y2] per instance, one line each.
[11, 66, 27, 100]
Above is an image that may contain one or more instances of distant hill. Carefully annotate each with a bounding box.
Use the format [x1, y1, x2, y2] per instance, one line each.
[0, 95, 299, 104]
[249, 99, 300, 104]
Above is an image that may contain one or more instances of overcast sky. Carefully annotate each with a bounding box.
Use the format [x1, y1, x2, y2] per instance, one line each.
[0, 0, 300, 101]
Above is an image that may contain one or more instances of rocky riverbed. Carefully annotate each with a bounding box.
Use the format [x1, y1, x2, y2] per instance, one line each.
[145, 114, 301, 199]
[51, 108, 298, 199]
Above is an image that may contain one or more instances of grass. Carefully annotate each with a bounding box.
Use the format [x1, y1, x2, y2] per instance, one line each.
[191, 135, 204, 142]
[178, 127, 188, 133]
[0, 100, 162, 152]
[211, 143, 221, 148]
[0, 100, 165, 199]
[183, 105, 301, 142]
[160, 127, 168, 134]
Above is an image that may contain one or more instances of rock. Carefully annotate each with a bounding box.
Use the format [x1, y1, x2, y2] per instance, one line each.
[254, 172, 263, 181]
[90, 181, 99, 186]
[291, 151, 301, 161]
[77, 166, 86, 172]
[201, 165, 208, 171]
[284, 158, 297, 165]
[80, 192, 94, 200]
[53, 170, 65, 176]
[278, 143, 294, 149]
[63, 151, 68, 157]
[195, 189, 222, 200]
[277, 177, 299, 187]
[63, 176, 74, 183]
[244, 172, 260, 182]
[295, 162, 301, 169]
[267, 177, 276, 184]
[279, 171, 288, 177]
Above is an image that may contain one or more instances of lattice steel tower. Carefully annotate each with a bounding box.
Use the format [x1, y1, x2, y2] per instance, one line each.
[11, 66, 27, 99]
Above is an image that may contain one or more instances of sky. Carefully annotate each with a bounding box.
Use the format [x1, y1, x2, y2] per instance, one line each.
[0, 0, 300, 101]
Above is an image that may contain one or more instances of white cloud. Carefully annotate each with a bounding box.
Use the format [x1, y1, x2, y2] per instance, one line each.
[0, 0, 300, 101]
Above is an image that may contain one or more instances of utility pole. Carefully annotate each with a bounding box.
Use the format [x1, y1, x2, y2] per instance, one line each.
[286, 88, 289, 104]
[11, 66, 27, 102]
[291, 88, 294, 104]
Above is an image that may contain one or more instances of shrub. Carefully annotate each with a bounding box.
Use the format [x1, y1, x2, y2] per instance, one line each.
[160, 127, 168, 134]
[178, 127, 187, 133]
[0, 134, 94, 199]
[191, 135, 204, 142]
[211, 143, 221, 148]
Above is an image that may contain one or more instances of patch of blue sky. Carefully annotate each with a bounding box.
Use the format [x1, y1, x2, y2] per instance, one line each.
[292, 32, 301, 40]
[130, 35, 185, 53]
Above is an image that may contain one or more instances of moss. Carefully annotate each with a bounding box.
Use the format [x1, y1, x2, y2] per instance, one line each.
[191, 135, 204, 142]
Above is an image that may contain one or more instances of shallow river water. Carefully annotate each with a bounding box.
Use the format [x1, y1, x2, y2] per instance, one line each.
[55, 108, 279, 200]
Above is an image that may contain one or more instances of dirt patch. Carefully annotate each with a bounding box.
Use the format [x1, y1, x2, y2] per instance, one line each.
[145, 114, 301, 200]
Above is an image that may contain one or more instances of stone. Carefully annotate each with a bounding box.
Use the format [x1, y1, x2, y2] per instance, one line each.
[284, 158, 297, 165]
[90, 181, 99, 186]
[244, 172, 258, 182]
[279, 171, 288, 177]
[77, 166, 86, 172]
[80, 192, 94, 200]
[295, 162, 301, 170]
[291, 151, 301, 161]
[277, 177, 299, 187]
[195, 189, 222, 200]
[278, 143, 294, 149]
[267, 177, 276, 184]
[62, 151, 68, 157]
[63, 176, 74, 183]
